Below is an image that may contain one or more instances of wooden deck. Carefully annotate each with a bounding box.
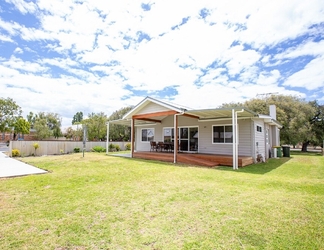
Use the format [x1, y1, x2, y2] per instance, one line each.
[133, 151, 254, 167]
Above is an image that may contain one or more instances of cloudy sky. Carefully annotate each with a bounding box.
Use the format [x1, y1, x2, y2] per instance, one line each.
[1, 0, 324, 127]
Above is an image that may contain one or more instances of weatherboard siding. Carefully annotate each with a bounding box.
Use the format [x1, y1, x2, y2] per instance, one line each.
[137, 102, 170, 115]
[254, 120, 266, 159]
[197, 119, 252, 156]
[134, 116, 254, 158]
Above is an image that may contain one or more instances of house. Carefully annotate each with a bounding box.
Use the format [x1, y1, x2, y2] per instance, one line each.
[107, 97, 282, 169]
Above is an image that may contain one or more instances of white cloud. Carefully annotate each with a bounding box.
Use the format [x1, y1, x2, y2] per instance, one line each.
[0, 34, 14, 43]
[256, 70, 281, 86]
[241, 0, 324, 47]
[0, 17, 21, 36]
[222, 45, 261, 76]
[2, 56, 48, 73]
[13, 47, 23, 54]
[275, 40, 324, 59]
[5, 0, 37, 14]
[283, 56, 324, 90]
[1, 0, 324, 127]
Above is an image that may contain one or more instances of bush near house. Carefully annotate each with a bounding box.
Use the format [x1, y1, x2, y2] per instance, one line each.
[125, 143, 131, 151]
[108, 143, 115, 152]
[73, 147, 81, 153]
[92, 146, 106, 153]
[11, 149, 20, 157]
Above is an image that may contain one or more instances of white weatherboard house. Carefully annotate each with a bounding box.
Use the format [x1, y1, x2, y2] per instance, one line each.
[107, 97, 282, 169]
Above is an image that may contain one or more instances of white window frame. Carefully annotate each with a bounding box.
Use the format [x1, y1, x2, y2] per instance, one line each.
[212, 124, 235, 144]
[141, 128, 154, 142]
[256, 124, 263, 133]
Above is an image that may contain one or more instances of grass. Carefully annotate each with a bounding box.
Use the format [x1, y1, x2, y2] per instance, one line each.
[0, 153, 323, 249]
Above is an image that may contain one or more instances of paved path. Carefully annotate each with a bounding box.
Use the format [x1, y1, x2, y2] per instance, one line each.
[0, 151, 47, 178]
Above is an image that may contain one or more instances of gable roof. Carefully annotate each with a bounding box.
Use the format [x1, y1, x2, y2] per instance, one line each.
[122, 96, 189, 119]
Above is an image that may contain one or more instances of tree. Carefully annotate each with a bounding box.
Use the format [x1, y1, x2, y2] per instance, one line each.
[221, 94, 316, 151]
[14, 118, 30, 136]
[0, 97, 22, 132]
[63, 126, 82, 141]
[108, 106, 133, 141]
[72, 112, 83, 124]
[309, 100, 324, 148]
[34, 112, 62, 139]
[82, 112, 107, 141]
[27, 111, 36, 129]
[64, 127, 74, 140]
[34, 116, 51, 140]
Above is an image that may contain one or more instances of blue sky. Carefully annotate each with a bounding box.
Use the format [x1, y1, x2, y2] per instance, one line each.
[0, 0, 324, 127]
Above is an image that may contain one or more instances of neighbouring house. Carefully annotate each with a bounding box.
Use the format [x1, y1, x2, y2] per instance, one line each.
[107, 97, 282, 169]
[1, 129, 37, 142]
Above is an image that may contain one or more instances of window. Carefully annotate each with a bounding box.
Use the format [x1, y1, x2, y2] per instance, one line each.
[256, 125, 262, 132]
[213, 125, 233, 143]
[163, 128, 173, 142]
[141, 128, 154, 142]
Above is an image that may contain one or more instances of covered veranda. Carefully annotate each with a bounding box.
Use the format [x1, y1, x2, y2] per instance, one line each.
[107, 100, 257, 169]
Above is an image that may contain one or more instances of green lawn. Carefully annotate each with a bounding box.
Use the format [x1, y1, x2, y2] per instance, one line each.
[1, 153, 323, 249]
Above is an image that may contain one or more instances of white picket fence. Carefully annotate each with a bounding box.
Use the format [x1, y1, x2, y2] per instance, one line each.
[9, 140, 129, 157]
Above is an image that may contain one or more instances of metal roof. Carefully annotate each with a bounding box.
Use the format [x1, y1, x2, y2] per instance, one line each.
[109, 106, 258, 126]
[108, 97, 282, 128]
[185, 107, 257, 121]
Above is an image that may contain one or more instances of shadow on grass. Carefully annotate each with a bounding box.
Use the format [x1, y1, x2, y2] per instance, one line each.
[216, 157, 292, 175]
[290, 151, 323, 157]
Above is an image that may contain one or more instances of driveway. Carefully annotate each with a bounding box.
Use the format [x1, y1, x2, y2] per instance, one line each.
[0, 150, 47, 178]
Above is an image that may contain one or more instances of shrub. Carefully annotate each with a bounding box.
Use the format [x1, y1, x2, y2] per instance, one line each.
[108, 143, 115, 152]
[125, 143, 131, 151]
[12, 149, 20, 157]
[73, 147, 80, 153]
[33, 143, 39, 156]
[115, 144, 121, 152]
[92, 146, 106, 153]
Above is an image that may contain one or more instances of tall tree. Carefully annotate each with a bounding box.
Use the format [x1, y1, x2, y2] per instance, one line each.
[82, 112, 107, 141]
[108, 106, 133, 141]
[34, 112, 62, 139]
[72, 112, 83, 125]
[0, 97, 22, 132]
[34, 116, 51, 140]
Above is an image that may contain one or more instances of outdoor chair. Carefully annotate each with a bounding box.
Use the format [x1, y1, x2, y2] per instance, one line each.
[150, 141, 158, 151]
[157, 141, 165, 152]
